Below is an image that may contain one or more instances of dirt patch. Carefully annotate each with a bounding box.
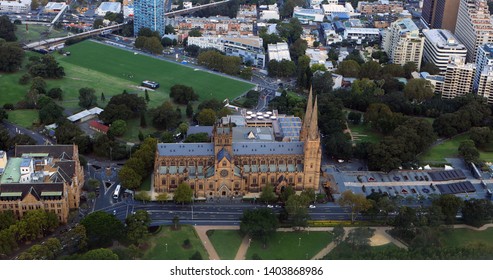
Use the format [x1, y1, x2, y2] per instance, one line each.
[370, 232, 391, 246]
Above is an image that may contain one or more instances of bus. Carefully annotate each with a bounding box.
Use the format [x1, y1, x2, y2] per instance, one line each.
[113, 184, 121, 200]
[141, 80, 159, 89]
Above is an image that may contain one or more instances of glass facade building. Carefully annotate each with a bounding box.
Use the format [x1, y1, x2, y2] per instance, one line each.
[134, 0, 165, 36]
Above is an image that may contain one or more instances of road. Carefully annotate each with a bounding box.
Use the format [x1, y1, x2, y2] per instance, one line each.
[2, 120, 53, 145]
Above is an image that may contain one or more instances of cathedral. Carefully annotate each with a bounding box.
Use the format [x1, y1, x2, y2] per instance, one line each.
[153, 89, 321, 199]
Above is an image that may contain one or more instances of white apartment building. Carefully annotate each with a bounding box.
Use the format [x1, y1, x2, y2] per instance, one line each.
[259, 4, 280, 21]
[454, 0, 493, 63]
[477, 65, 493, 104]
[441, 57, 475, 100]
[188, 36, 266, 68]
[0, 0, 31, 13]
[343, 28, 380, 44]
[422, 29, 467, 73]
[267, 42, 291, 61]
[293, 6, 325, 23]
[383, 18, 425, 70]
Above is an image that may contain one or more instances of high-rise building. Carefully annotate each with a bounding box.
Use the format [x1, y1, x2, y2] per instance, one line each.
[454, 0, 493, 62]
[441, 56, 475, 99]
[477, 65, 493, 104]
[383, 18, 425, 70]
[474, 44, 493, 89]
[134, 0, 165, 36]
[421, 0, 460, 32]
[422, 29, 467, 73]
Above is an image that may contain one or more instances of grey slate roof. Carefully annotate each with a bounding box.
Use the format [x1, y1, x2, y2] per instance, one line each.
[157, 143, 215, 156]
[187, 126, 214, 137]
[232, 142, 304, 155]
[15, 145, 74, 159]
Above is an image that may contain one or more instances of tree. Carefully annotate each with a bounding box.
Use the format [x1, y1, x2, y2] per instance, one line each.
[0, 41, 24, 72]
[109, 119, 127, 137]
[174, 182, 194, 205]
[0, 108, 7, 122]
[134, 192, 151, 202]
[161, 131, 175, 143]
[458, 140, 480, 163]
[337, 190, 372, 223]
[104, 12, 123, 23]
[125, 210, 151, 245]
[28, 55, 65, 78]
[196, 108, 217, 126]
[285, 194, 310, 229]
[240, 208, 279, 247]
[169, 84, 199, 105]
[0, 15, 17, 41]
[151, 101, 181, 130]
[156, 193, 169, 204]
[119, 166, 142, 190]
[144, 90, 149, 103]
[184, 132, 210, 143]
[188, 28, 202, 37]
[80, 248, 119, 260]
[332, 225, 345, 245]
[0, 211, 15, 231]
[381, 64, 404, 77]
[311, 71, 334, 95]
[189, 251, 203, 260]
[462, 199, 493, 228]
[420, 62, 441, 75]
[165, 24, 176, 34]
[289, 38, 307, 62]
[404, 79, 434, 102]
[101, 92, 106, 102]
[469, 127, 493, 148]
[144, 36, 164, 54]
[345, 227, 375, 250]
[359, 61, 382, 80]
[259, 184, 277, 204]
[30, 76, 47, 95]
[161, 37, 173, 47]
[137, 27, 160, 38]
[78, 87, 98, 109]
[280, 186, 295, 203]
[336, 60, 360, 77]
[186, 103, 194, 118]
[39, 101, 63, 124]
[80, 211, 124, 248]
[177, 122, 189, 136]
[240, 67, 253, 80]
[403, 61, 417, 78]
[47, 88, 63, 100]
[432, 194, 463, 224]
[93, 18, 104, 29]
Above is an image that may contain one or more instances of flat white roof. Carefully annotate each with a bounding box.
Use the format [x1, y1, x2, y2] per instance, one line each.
[67, 107, 104, 122]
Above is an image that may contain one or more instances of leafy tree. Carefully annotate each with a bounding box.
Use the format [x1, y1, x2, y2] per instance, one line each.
[285, 194, 310, 229]
[188, 28, 202, 37]
[109, 119, 127, 137]
[39, 101, 64, 124]
[0, 108, 7, 122]
[359, 61, 382, 80]
[345, 227, 374, 250]
[170, 84, 199, 105]
[462, 199, 493, 228]
[78, 87, 98, 109]
[381, 64, 404, 77]
[0, 15, 17, 41]
[174, 182, 194, 205]
[336, 60, 360, 77]
[189, 251, 203, 260]
[337, 190, 372, 223]
[184, 132, 210, 143]
[345, 49, 364, 64]
[161, 131, 175, 143]
[421, 62, 441, 75]
[240, 208, 279, 247]
[134, 192, 151, 202]
[432, 195, 463, 224]
[276, 18, 303, 43]
[404, 79, 434, 102]
[100, 104, 133, 124]
[469, 127, 493, 148]
[47, 88, 63, 100]
[198, 99, 223, 111]
[403, 61, 417, 78]
[186, 103, 194, 118]
[137, 27, 160, 38]
[119, 166, 142, 190]
[165, 24, 176, 34]
[259, 184, 277, 204]
[150, 101, 181, 129]
[391, 206, 418, 241]
[30, 76, 47, 95]
[28, 55, 65, 78]
[144, 36, 164, 54]
[80, 211, 125, 248]
[101, 92, 106, 102]
[458, 140, 480, 163]
[280, 186, 295, 203]
[311, 71, 334, 95]
[104, 12, 123, 23]
[0, 41, 23, 72]
[19, 73, 31, 85]
[0, 211, 15, 231]
[347, 111, 362, 124]
[240, 67, 253, 80]
[93, 18, 104, 29]
[125, 210, 151, 245]
[156, 192, 169, 204]
[289, 38, 307, 62]
[80, 248, 119, 260]
[0, 227, 18, 255]
[196, 108, 217, 126]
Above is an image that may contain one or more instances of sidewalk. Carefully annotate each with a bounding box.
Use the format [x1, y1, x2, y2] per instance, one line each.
[194, 225, 239, 260]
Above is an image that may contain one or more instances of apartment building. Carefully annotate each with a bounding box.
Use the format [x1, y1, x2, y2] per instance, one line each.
[441, 57, 475, 99]
[421, 0, 460, 32]
[422, 29, 467, 73]
[357, 1, 404, 14]
[383, 18, 425, 70]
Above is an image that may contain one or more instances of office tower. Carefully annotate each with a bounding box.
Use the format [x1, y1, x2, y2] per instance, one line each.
[474, 44, 493, 89]
[421, 0, 460, 32]
[134, 0, 165, 36]
[454, 0, 493, 62]
[383, 18, 425, 70]
[422, 29, 467, 73]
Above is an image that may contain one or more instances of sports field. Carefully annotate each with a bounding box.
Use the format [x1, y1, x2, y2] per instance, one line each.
[57, 40, 254, 110]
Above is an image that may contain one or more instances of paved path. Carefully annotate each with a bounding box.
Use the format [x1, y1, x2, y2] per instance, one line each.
[372, 227, 407, 249]
[311, 227, 351, 260]
[453, 223, 493, 231]
[234, 236, 250, 260]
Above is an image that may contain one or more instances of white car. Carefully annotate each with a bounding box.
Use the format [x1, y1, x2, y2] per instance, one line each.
[267, 205, 274, 208]
[309, 205, 316, 209]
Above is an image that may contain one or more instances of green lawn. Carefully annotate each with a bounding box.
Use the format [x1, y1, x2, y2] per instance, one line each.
[57, 41, 254, 110]
[347, 122, 382, 144]
[246, 231, 333, 260]
[143, 226, 209, 260]
[15, 24, 69, 44]
[325, 241, 400, 259]
[7, 109, 39, 128]
[121, 117, 158, 143]
[419, 133, 493, 164]
[440, 228, 493, 247]
[207, 230, 244, 260]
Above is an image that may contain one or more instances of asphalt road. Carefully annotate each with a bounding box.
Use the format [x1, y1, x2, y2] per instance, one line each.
[2, 120, 53, 145]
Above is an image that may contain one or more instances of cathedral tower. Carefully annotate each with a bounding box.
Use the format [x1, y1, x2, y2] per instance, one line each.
[302, 93, 322, 190]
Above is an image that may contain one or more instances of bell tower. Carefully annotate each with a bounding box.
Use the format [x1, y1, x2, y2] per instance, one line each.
[302, 92, 322, 190]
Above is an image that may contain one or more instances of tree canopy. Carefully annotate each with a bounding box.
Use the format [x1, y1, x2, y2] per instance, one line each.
[80, 211, 125, 248]
[174, 182, 194, 205]
[240, 208, 279, 247]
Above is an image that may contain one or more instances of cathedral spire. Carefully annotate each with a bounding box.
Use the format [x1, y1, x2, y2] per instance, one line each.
[301, 86, 313, 141]
[309, 96, 319, 140]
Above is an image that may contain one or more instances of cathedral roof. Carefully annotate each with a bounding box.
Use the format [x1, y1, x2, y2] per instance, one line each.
[232, 142, 304, 155]
[217, 148, 232, 162]
[157, 143, 215, 156]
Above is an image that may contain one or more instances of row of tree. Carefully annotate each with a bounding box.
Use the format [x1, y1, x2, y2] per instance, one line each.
[118, 137, 157, 189]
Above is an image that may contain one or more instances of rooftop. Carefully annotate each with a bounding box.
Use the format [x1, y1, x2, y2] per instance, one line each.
[0, 158, 22, 184]
[423, 29, 466, 50]
[395, 18, 419, 34]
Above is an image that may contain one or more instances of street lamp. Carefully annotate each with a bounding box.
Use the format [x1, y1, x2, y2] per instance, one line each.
[298, 237, 301, 247]
[165, 243, 168, 252]
[248, 238, 251, 247]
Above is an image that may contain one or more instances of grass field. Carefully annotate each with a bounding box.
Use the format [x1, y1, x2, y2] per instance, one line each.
[245, 231, 333, 260]
[207, 230, 244, 260]
[347, 122, 382, 144]
[419, 133, 493, 164]
[7, 109, 39, 128]
[440, 228, 493, 247]
[56, 41, 254, 110]
[143, 226, 208, 260]
[15, 24, 69, 44]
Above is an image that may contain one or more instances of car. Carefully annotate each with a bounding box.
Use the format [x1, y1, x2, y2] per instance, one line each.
[309, 205, 316, 209]
[112, 210, 117, 215]
[267, 205, 274, 208]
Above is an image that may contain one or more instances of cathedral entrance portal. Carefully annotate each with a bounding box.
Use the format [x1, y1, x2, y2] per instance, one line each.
[219, 184, 230, 197]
